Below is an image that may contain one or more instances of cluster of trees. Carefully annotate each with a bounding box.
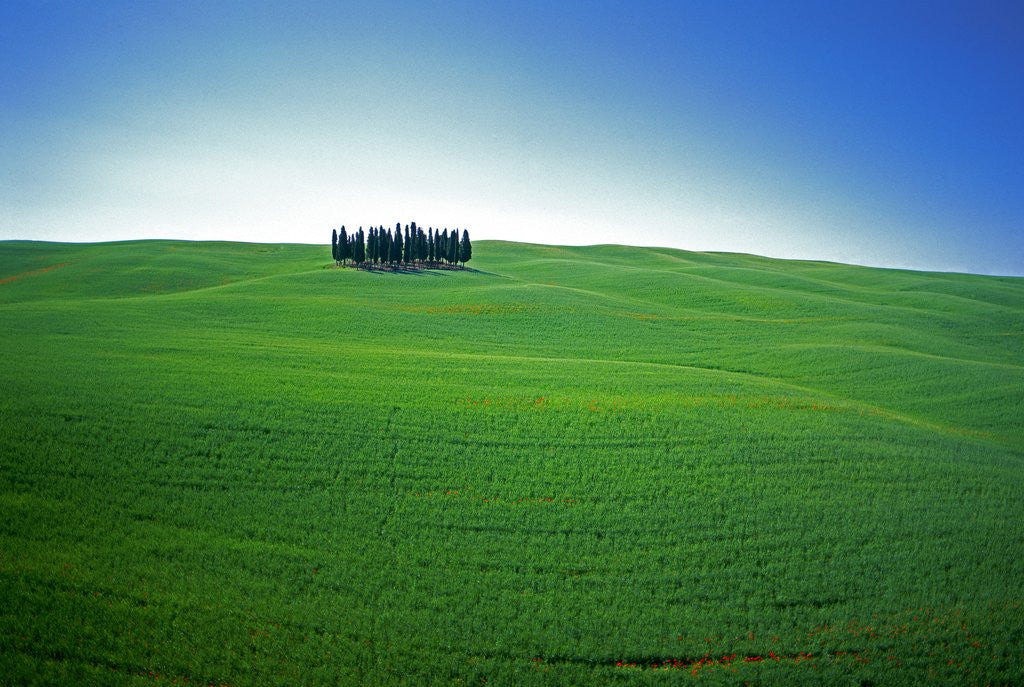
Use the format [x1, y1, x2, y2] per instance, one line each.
[331, 222, 472, 268]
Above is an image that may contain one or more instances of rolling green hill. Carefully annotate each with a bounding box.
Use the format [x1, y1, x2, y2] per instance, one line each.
[1, 239, 1022, 685]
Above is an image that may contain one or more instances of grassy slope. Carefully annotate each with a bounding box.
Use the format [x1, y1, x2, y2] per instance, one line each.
[1, 239, 1022, 685]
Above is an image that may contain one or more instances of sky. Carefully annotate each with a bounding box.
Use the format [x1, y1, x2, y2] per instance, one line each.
[1, 1, 1022, 275]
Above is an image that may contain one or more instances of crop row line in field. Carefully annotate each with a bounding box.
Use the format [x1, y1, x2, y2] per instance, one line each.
[410, 490, 578, 505]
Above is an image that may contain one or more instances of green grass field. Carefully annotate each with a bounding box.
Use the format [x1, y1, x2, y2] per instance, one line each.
[1, 239, 1022, 686]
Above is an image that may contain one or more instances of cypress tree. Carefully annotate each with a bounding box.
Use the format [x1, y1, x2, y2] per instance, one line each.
[404, 225, 411, 264]
[394, 226, 404, 266]
[339, 226, 349, 265]
[368, 227, 376, 265]
[331, 228, 338, 264]
[428, 229, 435, 263]
[460, 229, 472, 267]
[355, 228, 366, 265]
[448, 228, 458, 264]
[440, 229, 448, 264]
[418, 228, 427, 263]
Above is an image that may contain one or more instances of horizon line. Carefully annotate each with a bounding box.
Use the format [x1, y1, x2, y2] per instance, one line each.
[3, 236, 1021, 279]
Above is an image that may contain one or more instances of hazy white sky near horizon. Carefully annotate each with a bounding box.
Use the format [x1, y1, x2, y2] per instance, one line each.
[2, 2, 1022, 275]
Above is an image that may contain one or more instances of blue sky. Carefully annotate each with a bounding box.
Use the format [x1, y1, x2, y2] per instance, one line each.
[1, 1, 1022, 275]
